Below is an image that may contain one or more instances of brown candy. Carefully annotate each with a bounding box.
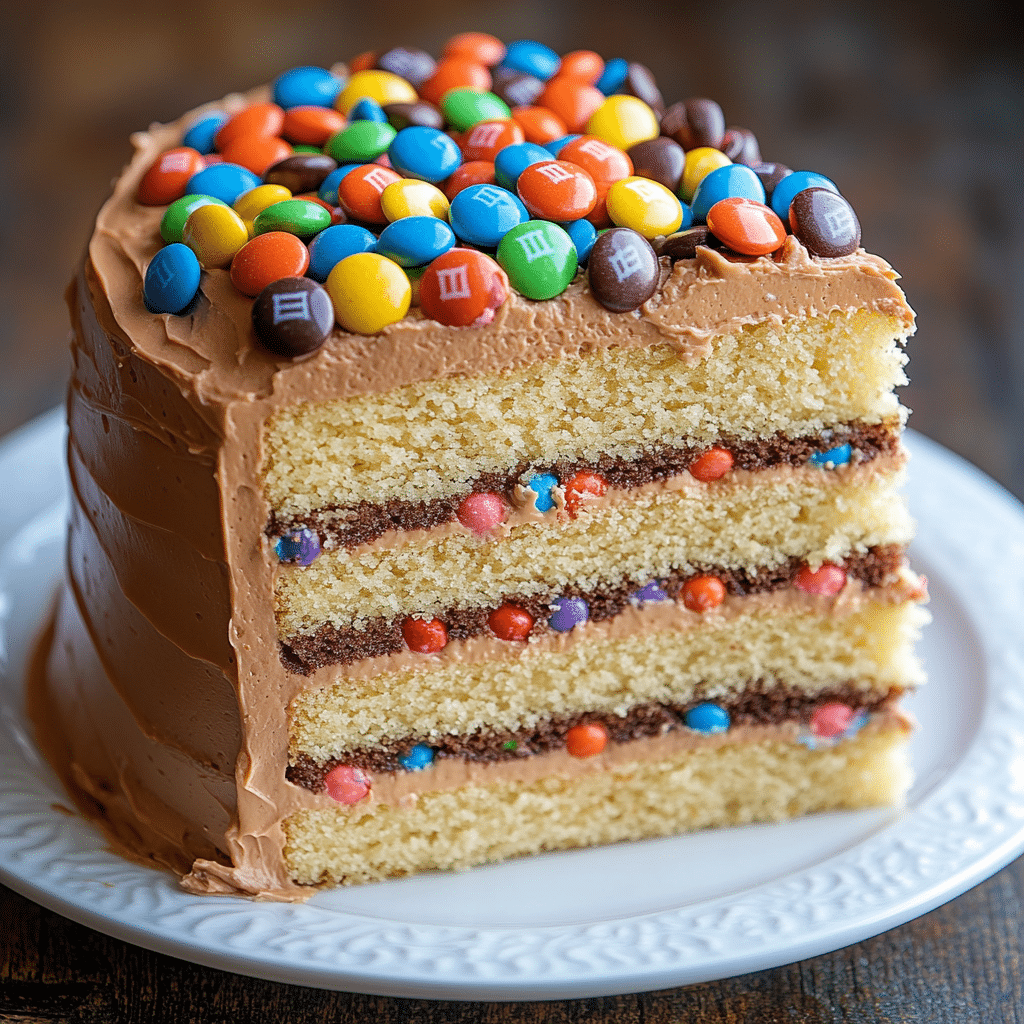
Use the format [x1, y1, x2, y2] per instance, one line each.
[492, 67, 544, 108]
[587, 227, 659, 312]
[750, 162, 792, 201]
[252, 277, 334, 357]
[789, 188, 861, 258]
[384, 101, 444, 130]
[627, 136, 685, 192]
[263, 153, 338, 194]
[377, 47, 436, 88]
[663, 98, 725, 151]
[721, 127, 761, 166]
[657, 226, 715, 261]
[624, 62, 664, 115]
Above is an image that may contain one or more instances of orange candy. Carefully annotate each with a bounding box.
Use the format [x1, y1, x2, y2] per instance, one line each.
[219, 134, 292, 176]
[419, 248, 509, 327]
[136, 147, 205, 205]
[401, 617, 448, 653]
[706, 197, 787, 256]
[688, 447, 734, 482]
[459, 118, 524, 161]
[563, 471, 606, 517]
[419, 58, 491, 107]
[559, 135, 633, 227]
[511, 105, 567, 144]
[282, 105, 346, 145]
[214, 102, 285, 150]
[537, 77, 606, 134]
[442, 31, 506, 67]
[229, 232, 310, 297]
[517, 160, 597, 222]
[682, 576, 727, 613]
[566, 723, 608, 758]
[336, 164, 402, 224]
[348, 50, 378, 74]
[444, 160, 497, 200]
[555, 50, 605, 84]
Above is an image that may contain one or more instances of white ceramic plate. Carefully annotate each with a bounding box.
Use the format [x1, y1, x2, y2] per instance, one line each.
[1, 410, 1023, 1001]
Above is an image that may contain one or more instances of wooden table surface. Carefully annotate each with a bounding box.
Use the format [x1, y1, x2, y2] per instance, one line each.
[2, 1, 1022, 1020]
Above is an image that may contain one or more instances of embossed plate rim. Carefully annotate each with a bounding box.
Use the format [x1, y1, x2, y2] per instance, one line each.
[1, 410, 1023, 1001]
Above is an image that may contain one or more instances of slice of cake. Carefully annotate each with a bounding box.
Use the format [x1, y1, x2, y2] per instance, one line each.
[30, 34, 926, 897]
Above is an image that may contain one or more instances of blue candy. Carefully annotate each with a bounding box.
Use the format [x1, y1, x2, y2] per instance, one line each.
[185, 163, 261, 205]
[690, 164, 766, 222]
[448, 183, 528, 248]
[809, 443, 852, 468]
[561, 218, 598, 262]
[388, 126, 462, 183]
[348, 97, 388, 123]
[182, 113, 227, 155]
[376, 216, 456, 267]
[273, 66, 343, 109]
[274, 528, 322, 566]
[307, 224, 378, 281]
[493, 142, 552, 190]
[595, 57, 629, 96]
[545, 134, 581, 158]
[500, 40, 561, 81]
[632, 579, 669, 603]
[527, 472, 558, 512]
[143, 243, 201, 315]
[549, 597, 589, 632]
[679, 203, 694, 230]
[685, 703, 730, 734]
[769, 170, 839, 221]
[317, 164, 361, 205]
[398, 744, 435, 771]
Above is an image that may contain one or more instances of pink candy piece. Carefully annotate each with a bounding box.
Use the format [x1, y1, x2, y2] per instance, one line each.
[811, 702, 856, 738]
[794, 564, 846, 595]
[324, 765, 371, 804]
[457, 492, 505, 533]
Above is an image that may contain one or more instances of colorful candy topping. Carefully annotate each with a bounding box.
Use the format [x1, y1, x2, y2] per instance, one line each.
[566, 722, 609, 757]
[274, 527, 322, 565]
[793, 563, 847, 596]
[252, 278, 334, 356]
[549, 596, 589, 632]
[688, 446, 734, 481]
[137, 36, 868, 353]
[324, 764, 371, 804]
[488, 603, 535, 640]
[398, 743, 436, 770]
[402, 616, 448, 653]
[684, 702, 730, 734]
[682, 575, 726, 612]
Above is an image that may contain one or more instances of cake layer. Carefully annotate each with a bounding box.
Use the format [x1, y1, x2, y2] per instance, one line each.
[264, 309, 910, 513]
[288, 594, 927, 757]
[283, 726, 911, 885]
[276, 461, 913, 636]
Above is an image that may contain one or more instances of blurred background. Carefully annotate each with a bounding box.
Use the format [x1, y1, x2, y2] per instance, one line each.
[0, 0, 1021, 494]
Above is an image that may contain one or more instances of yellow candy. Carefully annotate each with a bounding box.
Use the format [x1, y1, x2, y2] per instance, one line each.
[182, 204, 249, 268]
[681, 147, 731, 203]
[584, 95, 659, 152]
[326, 252, 411, 334]
[605, 176, 684, 239]
[335, 70, 417, 114]
[233, 183, 292, 234]
[380, 178, 451, 221]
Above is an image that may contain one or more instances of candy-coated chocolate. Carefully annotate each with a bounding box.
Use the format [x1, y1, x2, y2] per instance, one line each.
[317, 164, 360, 205]
[585, 95, 659, 152]
[324, 120, 397, 164]
[808, 442, 853, 468]
[251, 277, 334, 356]
[335, 164, 402, 223]
[307, 223, 377, 281]
[418, 248, 509, 327]
[768, 170, 839, 221]
[160, 194, 228, 243]
[488, 603, 534, 641]
[377, 47, 437, 88]
[793, 563, 847, 595]
[750, 162, 792, 201]
[606, 175, 684, 238]
[682, 575, 726, 612]
[219, 134, 292, 176]
[335, 70, 418, 114]
[680, 147, 731, 203]
[383, 101, 444, 131]
[811, 703, 856, 739]
[558, 135, 633, 191]
[376, 215, 456, 267]
[182, 113, 226, 155]
[501, 40, 560, 81]
[493, 141, 551, 189]
[442, 88, 511, 131]
[537, 77, 605, 133]
[587, 226, 659, 312]
[561, 217, 598, 262]
[186, 162, 261, 205]
[324, 765, 371, 804]
[689, 446, 733, 481]
[626, 136, 685, 192]
[563, 471, 606, 516]
[448, 182, 528, 248]
[233, 183, 293, 233]
[511, 105, 567, 144]
[665, 98, 725, 150]
[281, 106, 346, 146]
[565, 723, 608, 758]
[398, 743, 435, 771]
[143, 243, 201, 314]
[594, 56, 629, 95]
[348, 97, 389, 123]
[137, 147, 205, 205]
[789, 188, 861, 257]
[401, 617, 448, 653]
[624, 62, 664, 115]
[460, 119, 524, 162]
[456, 491, 505, 532]
[690, 163, 766, 222]
[706, 196, 786, 255]
[545, 134, 580, 157]
[496, 219, 577, 300]
[685, 703, 730, 734]
[326, 252, 411, 334]
[444, 160, 497, 200]
[418, 58, 491, 107]
[388, 125, 462, 182]
[230, 231, 310, 296]
[381, 178, 450, 220]
[253, 198, 331, 240]
[442, 32, 506, 67]
[516, 159, 597, 221]
[721, 127, 761, 166]
[274, 528, 321, 565]
[491, 68, 545, 108]
[525, 473, 559, 512]
[349, 51, 378, 74]
[264, 153, 338, 194]
[657, 226, 713, 262]
[548, 596, 588, 632]
[632, 579, 669, 603]
[556, 50, 604, 85]
[273, 66, 343, 110]
[215, 103, 285, 150]
[182, 203, 249, 268]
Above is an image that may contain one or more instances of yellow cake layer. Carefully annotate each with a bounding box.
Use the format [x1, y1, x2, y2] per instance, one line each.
[284, 727, 909, 885]
[289, 599, 926, 758]
[263, 310, 909, 514]
[276, 465, 913, 636]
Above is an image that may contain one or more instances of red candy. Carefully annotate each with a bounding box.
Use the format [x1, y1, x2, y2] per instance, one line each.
[419, 58, 491, 107]
[794, 564, 847, 596]
[517, 160, 597, 221]
[511, 106, 567, 145]
[419, 249, 509, 327]
[488, 604, 535, 641]
[282, 106, 346, 146]
[456, 492, 505, 533]
[688, 447, 733, 482]
[706, 197, 787, 256]
[537, 77, 605, 134]
[136, 147, 205, 205]
[555, 50, 605, 85]
[349, 51, 378, 74]
[460, 119, 524, 161]
[682, 575, 726, 612]
[336, 164, 402, 224]
[402, 617, 448, 653]
[214, 102, 285, 150]
[811, 703, 856, 738]
[442, 32, 506, 67]
[324, 765, 371, 804]
[563, 472, 606, 517]
[566, 723, 608, 758]
[444, 160, 497, 200]
[230, 232, 310, 297]
[219, 134, 292, 176]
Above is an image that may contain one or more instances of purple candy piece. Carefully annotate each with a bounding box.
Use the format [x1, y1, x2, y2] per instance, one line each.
[632, 579, 669, 603]
[549, 596, 589, 632]
[275, 528, 321, 566]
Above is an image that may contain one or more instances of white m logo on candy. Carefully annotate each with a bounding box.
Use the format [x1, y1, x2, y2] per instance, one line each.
[272, 291, 311, 324]
[437, 265, 472, 301]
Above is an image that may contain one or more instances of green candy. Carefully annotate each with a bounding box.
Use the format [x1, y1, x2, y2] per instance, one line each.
[253, 199, 332, 240]
[159, 194, 228, 243]
[291, 144, 323, 154]
[323, 121, 396, 163]
[441, 89, 511, 131]
[496, 220, 578, 300]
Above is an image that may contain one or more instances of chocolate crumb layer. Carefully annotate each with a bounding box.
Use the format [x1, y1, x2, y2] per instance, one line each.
[280, 544, 907, 674]
[286, 681, 903, 788]
[268, 421, 900, 550]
